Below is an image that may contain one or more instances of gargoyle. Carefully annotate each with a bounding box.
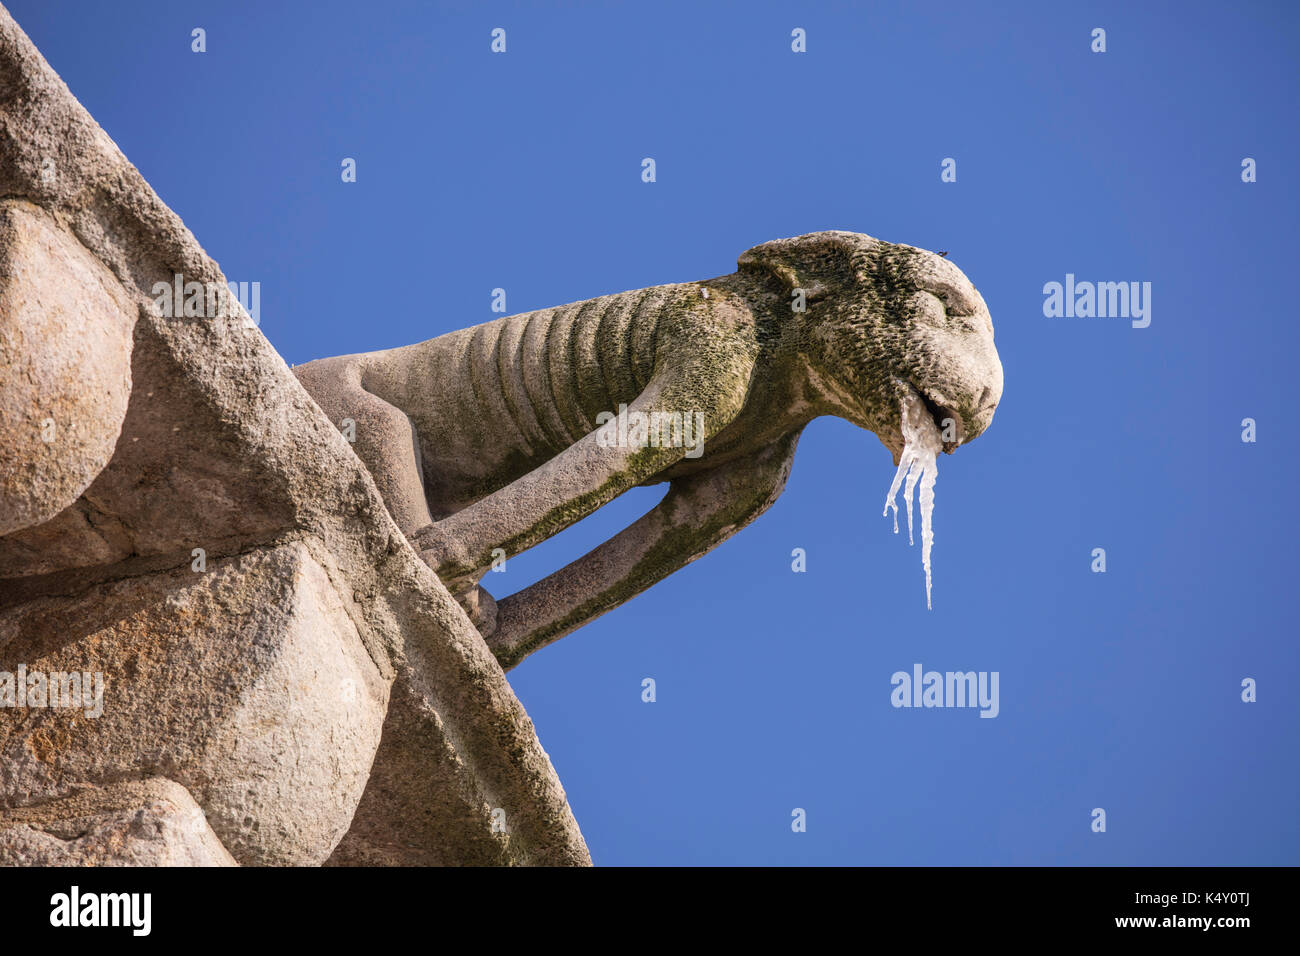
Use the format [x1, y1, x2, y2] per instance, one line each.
[294, 231, 1003, 668]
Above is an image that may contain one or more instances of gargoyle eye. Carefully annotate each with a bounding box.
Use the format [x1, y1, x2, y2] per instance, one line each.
[928, 285, 975, 317]
[793, 280, 830, 304]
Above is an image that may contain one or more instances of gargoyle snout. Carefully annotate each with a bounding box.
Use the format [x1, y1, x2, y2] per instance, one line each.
[956, 335, 1003, 446]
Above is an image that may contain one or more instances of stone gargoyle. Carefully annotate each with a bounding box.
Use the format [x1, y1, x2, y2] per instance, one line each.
[295, 230, 1004, 669]
[0, 2, 1001, 867]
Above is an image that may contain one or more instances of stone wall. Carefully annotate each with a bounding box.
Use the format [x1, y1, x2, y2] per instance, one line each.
[0, 3, 589, 866]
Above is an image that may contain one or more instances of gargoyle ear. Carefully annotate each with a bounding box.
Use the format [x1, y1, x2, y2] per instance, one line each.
[737, 231, 871, 297]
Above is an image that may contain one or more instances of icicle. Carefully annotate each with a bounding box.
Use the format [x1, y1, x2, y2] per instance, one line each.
[903, 449, 921, 546]
[881, 390, 943, 609]
[882, 450, 914, 535]
[917, 445, 937, 609]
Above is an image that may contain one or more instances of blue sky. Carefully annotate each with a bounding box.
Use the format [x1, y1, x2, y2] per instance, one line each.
[11, 0, 1297, 865]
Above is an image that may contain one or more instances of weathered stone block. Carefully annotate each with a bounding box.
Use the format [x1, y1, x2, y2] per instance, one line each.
[0, 777, 237, 866]
[0, 200, 136, 536]
[0, 541, 390, 866]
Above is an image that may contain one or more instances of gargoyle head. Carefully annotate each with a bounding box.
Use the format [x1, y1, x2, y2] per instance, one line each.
[738, 231, 1003, 462]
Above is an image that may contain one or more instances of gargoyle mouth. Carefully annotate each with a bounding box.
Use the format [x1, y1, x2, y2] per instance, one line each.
[914, 388, 963, 454]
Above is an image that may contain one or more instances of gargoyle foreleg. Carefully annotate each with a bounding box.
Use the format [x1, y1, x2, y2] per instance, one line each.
[484, 430, 800, 670]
